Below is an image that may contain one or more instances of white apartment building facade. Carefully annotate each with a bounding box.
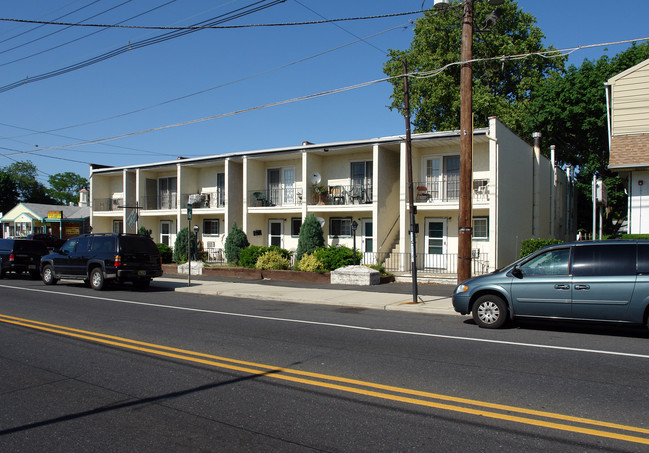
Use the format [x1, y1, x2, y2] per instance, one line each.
[90, 117, 575, 275]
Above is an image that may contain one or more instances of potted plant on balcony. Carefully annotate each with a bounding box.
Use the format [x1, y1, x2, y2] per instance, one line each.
[312, 184, 328, 204]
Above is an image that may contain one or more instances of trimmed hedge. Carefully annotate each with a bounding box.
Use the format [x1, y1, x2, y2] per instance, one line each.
[519, 238, 563, 258]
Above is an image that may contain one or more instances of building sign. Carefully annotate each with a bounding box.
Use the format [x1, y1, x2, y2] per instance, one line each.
[64, 225, 80, 236]
[48, 211, 63, 219]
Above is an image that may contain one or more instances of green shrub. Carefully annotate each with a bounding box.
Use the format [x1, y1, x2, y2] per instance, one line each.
[255, 249, 291, 270]
[295, 213, 324, 262]
[156, 243, 173, 264]
[238, 245, 291, 268]
[138, 225, 152, 238]
[621, 234, 649, 240]
[519, 238, 563, 258]
[314, 245, 362, 271]
[238, 245, 264, 268]
[173, 227, 198, 262]
[224, 223, 249, 264]
[297, 253, 325, 272]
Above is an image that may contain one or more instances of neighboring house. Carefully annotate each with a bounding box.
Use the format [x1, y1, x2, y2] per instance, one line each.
[90, 117, 575, 275]
[606, 58, 649, 234]
[1, 199, 91, 241]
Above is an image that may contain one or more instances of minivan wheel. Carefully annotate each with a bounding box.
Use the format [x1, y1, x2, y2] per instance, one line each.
[472, 295, 508, 329]
[42, 265, 58, 285]
[89, 268, 105, 291]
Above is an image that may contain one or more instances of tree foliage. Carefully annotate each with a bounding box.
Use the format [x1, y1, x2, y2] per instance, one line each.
[6, 161, 55, 204]
[47, 172, 88, 205]
[0, 169, 19, 214]
[522, 42, 649, 232]
[383, 0, 565, 133]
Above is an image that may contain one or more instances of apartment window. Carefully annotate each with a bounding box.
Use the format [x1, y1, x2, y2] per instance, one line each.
[330, 217, 352, 237]
[158, 176, 177, 209]
[215, 172, 225, 207]
[267, 167, 296, 206]
[113, 220, 123, 233]
[473, 217, 489, 240]
[291, 217, 302, 237]
[203, 219, 220, 235]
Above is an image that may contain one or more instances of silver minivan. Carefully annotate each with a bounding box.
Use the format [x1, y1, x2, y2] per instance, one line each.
[452, 240, 649, 329]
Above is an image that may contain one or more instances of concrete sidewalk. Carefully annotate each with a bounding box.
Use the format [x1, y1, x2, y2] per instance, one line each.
[153, 277, 458, 316]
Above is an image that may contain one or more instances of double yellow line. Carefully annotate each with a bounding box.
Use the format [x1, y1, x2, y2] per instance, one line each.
[2, 313, 648, 445]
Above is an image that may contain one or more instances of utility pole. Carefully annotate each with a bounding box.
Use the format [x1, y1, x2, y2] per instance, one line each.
[458, 0, 474, 284]
[403, 59, 418, 303]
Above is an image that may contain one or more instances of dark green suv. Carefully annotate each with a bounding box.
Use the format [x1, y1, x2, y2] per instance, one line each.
[40, 233, 163, 290]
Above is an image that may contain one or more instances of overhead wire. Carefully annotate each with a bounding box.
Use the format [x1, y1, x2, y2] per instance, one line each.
[3, 35, 648, 162]
[4, 21, 413, 140]
[0, 0, 99, 46]
[0, 0, 132, 60]
[0, 10, 424, 30]
[0, 0, 287, 94]
[0, 1, 178, 68]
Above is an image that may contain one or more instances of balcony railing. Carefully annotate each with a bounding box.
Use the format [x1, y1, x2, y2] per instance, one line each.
[182, 191, 225, 209]
[93, 197, 124, 211]
[361, 251, 490, 275]
[415, 178, 489, 203]
[248, 187, 304, 207]
[139, 195, 177, 210]
[309, 184, 373, 206]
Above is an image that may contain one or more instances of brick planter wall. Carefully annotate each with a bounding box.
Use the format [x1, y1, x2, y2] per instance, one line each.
[162, 264, 330, 284]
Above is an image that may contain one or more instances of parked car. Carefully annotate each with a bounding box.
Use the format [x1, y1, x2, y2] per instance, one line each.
[40, 233, 163, 290]
[0, 238, 49, 279]
[26, 233, 66, 250]
[453, 240, 649, 329]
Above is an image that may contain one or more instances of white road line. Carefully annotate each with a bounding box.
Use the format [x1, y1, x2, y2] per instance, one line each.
[2, 284, 648, 360]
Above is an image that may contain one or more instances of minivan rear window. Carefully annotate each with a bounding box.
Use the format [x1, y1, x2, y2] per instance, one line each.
[572, 244, 636, 276]
[637, 244, 649, 274]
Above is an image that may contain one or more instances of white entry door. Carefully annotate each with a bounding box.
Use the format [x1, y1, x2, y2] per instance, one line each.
[160, 220, 173, 246]
[269, 220, 283, 247]
[424, 218, 447, 269]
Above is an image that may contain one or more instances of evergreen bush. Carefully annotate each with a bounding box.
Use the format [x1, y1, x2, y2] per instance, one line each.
[156, 243, 173, 264]
[314, 245, 361, 271]
[224, 223, 249, 264]
[173, 227, 198, 263]
[138, 225, 152, 238]
[295, 213, 324, 262]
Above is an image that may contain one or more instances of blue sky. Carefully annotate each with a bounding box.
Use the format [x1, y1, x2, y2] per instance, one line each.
[1, 0, 648, 184]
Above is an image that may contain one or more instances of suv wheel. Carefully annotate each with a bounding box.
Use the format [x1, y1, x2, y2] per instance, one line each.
[472, 295, 508, 329]
[42, 265, 58, 285]
[89, 268, 105, 291]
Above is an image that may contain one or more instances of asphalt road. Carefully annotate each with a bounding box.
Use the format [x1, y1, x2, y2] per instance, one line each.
[1, 276, 649, 452]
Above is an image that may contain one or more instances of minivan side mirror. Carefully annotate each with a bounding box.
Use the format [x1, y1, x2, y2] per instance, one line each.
[511, 266, 523, 279]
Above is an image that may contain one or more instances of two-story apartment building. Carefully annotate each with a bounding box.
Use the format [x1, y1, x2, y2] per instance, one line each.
[606, 58, 649, 234]
[90, 117, 575, 274]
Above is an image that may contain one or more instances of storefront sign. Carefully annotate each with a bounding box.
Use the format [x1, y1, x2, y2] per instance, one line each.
[48, 211, 63, 219]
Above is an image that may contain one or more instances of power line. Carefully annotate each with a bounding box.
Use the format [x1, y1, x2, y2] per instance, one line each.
[0, 1, 178, 68]
[0, 0, 287, 94]
[0, 0, 100, 46]
[3, 36, 647, 162]
[0, 10, 424, 30]
[3, 21, 412, 140]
